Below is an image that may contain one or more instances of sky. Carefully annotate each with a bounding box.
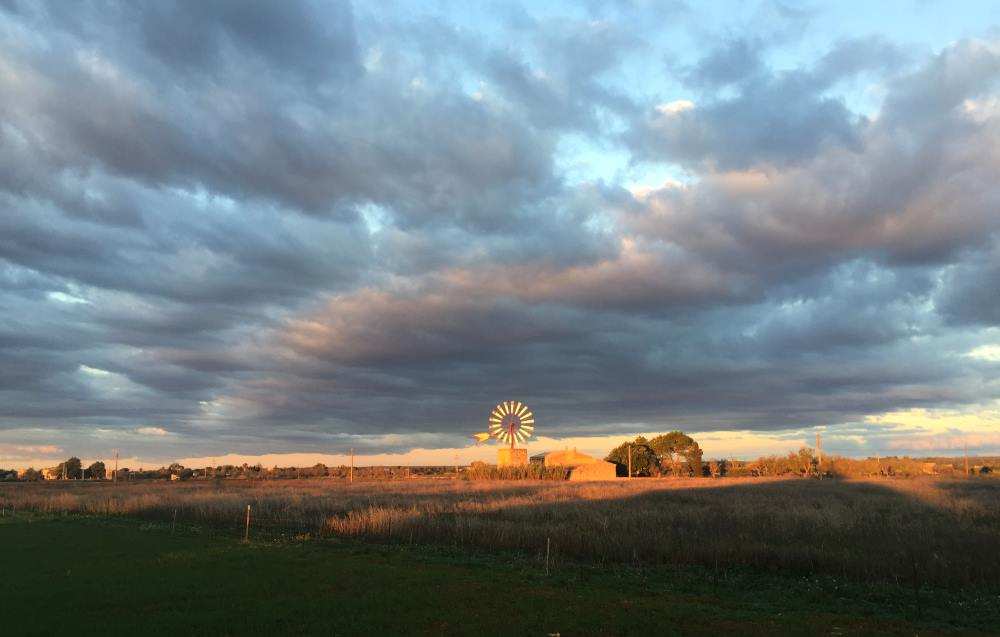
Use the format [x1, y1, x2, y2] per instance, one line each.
[2, 0, 1000, 470]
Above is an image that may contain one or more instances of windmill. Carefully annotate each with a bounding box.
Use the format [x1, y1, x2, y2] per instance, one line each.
[489, 400, 534, 448]
[471, 401, 535, 466]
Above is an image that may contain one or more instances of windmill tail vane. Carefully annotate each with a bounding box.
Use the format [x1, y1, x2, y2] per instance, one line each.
[472, 432, 491, 444]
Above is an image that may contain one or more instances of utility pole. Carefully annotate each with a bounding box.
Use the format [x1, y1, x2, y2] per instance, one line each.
[349, 448, 354, 484]
[816, 432, 822, 471]
[627, 443, 633, 479]
[964, 439, 970, 477]
[113, 449, 119, 484]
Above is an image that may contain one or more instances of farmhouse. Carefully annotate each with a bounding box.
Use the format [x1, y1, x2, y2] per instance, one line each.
[533, 448, 617, 481]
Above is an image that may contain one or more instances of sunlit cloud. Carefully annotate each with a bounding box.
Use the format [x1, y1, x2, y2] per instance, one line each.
[136, 427, 171, 437]
[966, 344, 1000, 362]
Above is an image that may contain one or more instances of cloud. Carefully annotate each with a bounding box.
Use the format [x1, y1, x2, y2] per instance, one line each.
[629, 36, 909, 169]
[885, 433, 1000, 452]
[966, 345, 1000, 362]
[0, 3, 999, 462]
[937, 239, 1000, 326]
[135, 426, 171, 437]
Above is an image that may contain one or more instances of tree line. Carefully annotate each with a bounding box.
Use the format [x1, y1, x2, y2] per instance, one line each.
[2, 442, 996, 482]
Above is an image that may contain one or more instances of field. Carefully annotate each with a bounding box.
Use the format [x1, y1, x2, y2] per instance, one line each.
[3, 476, 1000, 634]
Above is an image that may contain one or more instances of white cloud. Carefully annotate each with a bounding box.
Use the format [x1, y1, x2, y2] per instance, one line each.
[966, 344, 1000, 362]
[79, 365, 112, 376]
[136, 426, 171, 437]
[656, 99, 694, 115]
[47, 291, 90, 304]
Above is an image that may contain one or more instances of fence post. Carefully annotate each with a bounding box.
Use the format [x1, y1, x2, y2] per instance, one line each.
[545, 537, 551, 576]
[243, 504, 251, 543]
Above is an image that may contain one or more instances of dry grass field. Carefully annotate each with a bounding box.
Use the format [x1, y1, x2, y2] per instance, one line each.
[3, 476, 998, 590]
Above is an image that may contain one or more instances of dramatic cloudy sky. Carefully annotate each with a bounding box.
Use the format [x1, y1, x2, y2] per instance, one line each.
[2, 0, 1000, 468]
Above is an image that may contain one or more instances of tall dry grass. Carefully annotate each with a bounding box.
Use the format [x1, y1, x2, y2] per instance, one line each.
[2, 476, 998, 588]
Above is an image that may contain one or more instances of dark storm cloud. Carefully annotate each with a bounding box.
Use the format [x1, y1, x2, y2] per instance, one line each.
[0, 1, 558, 227]
[937, 241, 1000, 327]
[1, 2, 999, 460]
[241, 254, 972, 439]
[136, 0, 360, 81]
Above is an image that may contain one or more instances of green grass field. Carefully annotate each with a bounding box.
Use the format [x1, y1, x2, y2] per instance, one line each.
[2, 513, 998, 636]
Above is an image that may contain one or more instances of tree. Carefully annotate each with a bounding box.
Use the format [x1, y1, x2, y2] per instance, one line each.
[606, 437, 660, 476]
[649, 432, 703, 476]
[20, 467, 41, 482]
[795, 447, 818, 476]
[55, 457, 83, 480]
[86, 461, 106, 480]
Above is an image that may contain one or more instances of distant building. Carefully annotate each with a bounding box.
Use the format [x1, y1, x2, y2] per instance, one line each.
[541, 448, 600, 468]
[42, 467, 61, 480]
[535, 448, 617, 481]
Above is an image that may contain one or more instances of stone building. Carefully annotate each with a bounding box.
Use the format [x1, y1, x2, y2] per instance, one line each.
[534, 448, 617, 481]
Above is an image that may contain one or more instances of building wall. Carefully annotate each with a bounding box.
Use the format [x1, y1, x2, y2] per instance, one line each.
[569, 461, 617, 481]
[497, 448, 528, 467]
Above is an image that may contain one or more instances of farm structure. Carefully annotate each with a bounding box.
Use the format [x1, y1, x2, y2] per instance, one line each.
[534, 448, 617, 481]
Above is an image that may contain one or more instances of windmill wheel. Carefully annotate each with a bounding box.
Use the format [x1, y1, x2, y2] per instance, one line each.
[489, 401, 534, 446]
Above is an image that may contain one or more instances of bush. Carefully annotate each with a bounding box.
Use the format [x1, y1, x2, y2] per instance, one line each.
[464, 462, 569, 480]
